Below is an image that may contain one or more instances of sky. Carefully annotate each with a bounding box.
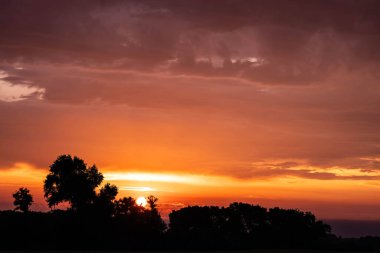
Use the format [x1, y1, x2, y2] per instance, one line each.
[1, 0, 380, 226]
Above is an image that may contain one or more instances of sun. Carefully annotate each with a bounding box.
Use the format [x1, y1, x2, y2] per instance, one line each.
[136, 196, 147, 207]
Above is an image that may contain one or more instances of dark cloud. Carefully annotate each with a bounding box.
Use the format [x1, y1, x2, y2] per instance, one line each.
[2, 0, 380, 85]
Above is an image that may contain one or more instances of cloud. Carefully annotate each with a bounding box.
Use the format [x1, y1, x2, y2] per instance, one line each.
[1, 64, 380, 179]
[0, 70, 45, 102]
[119, 186, 156, 192]
[2, 0, 380, 85]
[246, 160, 380, 180]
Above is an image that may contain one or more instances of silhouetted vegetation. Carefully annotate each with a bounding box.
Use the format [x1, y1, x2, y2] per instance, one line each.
[44, 155, 104, 210]
[12, 187, 33, 212]
[1, 154, 380, 250]
[168, 203, 332, 250]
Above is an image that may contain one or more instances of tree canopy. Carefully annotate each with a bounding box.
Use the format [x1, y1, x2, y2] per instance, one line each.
[168, 202, 332, 249]
[12, 187, 33, 213]
[43, 154, 103, 210]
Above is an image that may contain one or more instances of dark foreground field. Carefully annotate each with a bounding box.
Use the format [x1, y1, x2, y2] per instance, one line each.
[0, 251, 375, 253]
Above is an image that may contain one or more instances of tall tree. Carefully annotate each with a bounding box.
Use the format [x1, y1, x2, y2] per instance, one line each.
[13, 187, 33, 212]
[43, 154, 103, 210]
[146, 195, 158, 211]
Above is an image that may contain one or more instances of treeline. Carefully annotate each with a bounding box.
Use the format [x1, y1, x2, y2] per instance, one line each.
[1, 155, 380, 250]
[168, 203, 331, 249]
[2, 204, 380, 250]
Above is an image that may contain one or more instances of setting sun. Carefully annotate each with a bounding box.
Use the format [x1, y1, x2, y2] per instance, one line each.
[136, 196, 147, 207]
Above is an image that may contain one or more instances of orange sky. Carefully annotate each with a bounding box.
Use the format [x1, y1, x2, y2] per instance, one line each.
[1, 0, 380, 221]
[1, 161, 380, 220]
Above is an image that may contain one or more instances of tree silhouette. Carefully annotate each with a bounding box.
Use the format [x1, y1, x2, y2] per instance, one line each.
[43, 154, 103, 210]
[115, 197, 143, 216]
[99, 183, 118, 201]
[225, 202, 267, 237]
[95, 183, 118, 217]
[168, 203, 332, 249]
[146, 195, 158, 211]
[12, 187, 33, 212]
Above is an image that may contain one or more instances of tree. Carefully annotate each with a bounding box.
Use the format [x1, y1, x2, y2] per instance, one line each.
[114, 197, 143, 216]
[95, 183, 118, 217]
[99, 183, 118, 202]
[43, 154, 104, 210]
[13, 187, 33, 212]
[226, 202, 267, 236]
[146, 195, 158, 211]
[144, 195, 166, 234]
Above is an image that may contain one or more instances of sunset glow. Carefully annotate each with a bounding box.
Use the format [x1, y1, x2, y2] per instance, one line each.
[136, 196, 147, 207]
[2, 0, 380, 229]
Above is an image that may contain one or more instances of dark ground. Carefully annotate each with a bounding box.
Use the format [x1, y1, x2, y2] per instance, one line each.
[0, 251, 376, 253]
